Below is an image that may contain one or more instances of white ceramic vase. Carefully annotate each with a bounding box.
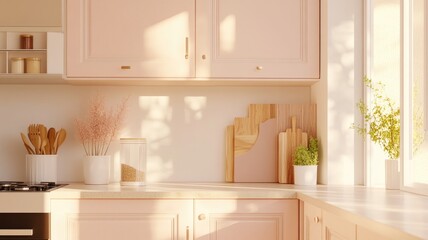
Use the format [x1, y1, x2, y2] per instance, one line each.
[83, 155, 111, 185]
[26, 154, 58, 184]
[294, 165, 317, 185]
[385, 159, 400, 190]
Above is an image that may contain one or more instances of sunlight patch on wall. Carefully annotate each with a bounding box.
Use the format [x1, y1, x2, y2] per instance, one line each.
[138, 96, 173, 182]
[184, 96, 207, 122]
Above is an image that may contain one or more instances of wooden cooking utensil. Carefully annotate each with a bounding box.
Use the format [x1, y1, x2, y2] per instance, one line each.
[38, 124, 48, 154]
[28, 124, 40, 154]
[47, 128, 56, 154]
[55, 128, 66, 154]
[20, 132, 35, 154]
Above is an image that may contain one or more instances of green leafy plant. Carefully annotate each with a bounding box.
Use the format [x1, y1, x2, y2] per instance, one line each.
[352, 77, 400, 159]
[294, 137, 319, 165]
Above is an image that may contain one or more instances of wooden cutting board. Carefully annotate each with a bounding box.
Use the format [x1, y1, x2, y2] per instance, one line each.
[225, 125, 234, 182]
[278, 116, 308, 183]
[234, 118, 278, 182]
[226, 104, 316, 183]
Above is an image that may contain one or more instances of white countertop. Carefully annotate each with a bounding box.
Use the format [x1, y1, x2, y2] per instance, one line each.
[50, 183, 428, 240]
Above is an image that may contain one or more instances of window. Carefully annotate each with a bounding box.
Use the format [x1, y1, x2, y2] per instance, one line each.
[365, 0, 401, 187]
[402, 0, 428, 195]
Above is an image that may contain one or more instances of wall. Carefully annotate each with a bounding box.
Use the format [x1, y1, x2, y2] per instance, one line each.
[312, 0, 364, 185]
[0, 85, 310, 183]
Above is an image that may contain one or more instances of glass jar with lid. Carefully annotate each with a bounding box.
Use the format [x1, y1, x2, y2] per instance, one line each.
[120, 138, 146, 186]
[10, 57, 24, 74]
[25, 57, 41, 73]
[20, 34, 33, 49]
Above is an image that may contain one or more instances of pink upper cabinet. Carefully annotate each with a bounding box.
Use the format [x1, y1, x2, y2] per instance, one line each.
[66, 0, 195, 78]
[66, 0, 320, 80]
[196, 0, 320, 79]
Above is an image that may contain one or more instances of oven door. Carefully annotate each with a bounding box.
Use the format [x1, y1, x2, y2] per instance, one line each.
[0, 213, 49, 239]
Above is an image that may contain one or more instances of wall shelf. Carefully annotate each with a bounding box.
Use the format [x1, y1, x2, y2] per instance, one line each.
[0, 31, 63, 77]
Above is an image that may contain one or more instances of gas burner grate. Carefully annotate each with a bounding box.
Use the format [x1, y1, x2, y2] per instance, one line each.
[0, 181, 65, 192]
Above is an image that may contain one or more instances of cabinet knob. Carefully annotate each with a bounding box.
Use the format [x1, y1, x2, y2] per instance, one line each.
[314, 216, 320, 223]
[202, 54, 207, 60]
[121, 66, 131, 70]
[256, 66, 263, 70]
[198, 214, 206, 221]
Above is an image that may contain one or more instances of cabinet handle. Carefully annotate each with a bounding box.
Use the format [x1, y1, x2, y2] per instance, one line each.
[121, 66, 131, 70]
[202, 54, 206, 60]
[256, 66, 263, 70]
[314, 216, 320, 223]
[185, 37, 189, 59]
[198, 214, 206, 221]
[0, 229, 33, 236]
[186, 226, 190, 240]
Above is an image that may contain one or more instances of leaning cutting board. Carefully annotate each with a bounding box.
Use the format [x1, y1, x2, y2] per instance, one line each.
[227, 103, 316, 183]
[225, 125, 234, 182]
[278, 116, 308, 183]
[234, 118, 278, 182]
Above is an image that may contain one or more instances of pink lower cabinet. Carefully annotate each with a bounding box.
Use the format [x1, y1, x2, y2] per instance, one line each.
[194, 199, 298, 240]
[50, 199, 193, 240]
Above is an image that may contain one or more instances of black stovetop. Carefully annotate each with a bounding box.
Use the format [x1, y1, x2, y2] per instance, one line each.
[0, 181, 66, 192]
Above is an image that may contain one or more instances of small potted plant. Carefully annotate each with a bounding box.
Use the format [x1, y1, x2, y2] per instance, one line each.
[294, 137, 319, 185]
[352, 77, 400, 189]
[75, 95, 127, 185]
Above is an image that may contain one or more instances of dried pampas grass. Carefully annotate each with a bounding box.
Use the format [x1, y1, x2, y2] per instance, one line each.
[75, 95, 128, 156]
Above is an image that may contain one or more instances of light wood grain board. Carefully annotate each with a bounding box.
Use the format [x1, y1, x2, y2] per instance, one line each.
[227, 103, 316, 183]
[225, 125, 234, 182]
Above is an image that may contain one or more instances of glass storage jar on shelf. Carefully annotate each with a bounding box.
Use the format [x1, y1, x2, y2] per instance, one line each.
[25, 57, 41, 73]
[10, 57, 24, 73]
[120, 138, 146, 186]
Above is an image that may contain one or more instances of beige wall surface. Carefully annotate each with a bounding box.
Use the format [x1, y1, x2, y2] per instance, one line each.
[0, 85, 310, 183]
[0, 0, 62, 27]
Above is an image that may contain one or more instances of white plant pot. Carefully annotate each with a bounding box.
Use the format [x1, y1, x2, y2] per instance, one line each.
[83, 155, 111, 185]
[26, 154, 58, 184]
[294, 165, 317, 185]
[385, 159, 400, 190]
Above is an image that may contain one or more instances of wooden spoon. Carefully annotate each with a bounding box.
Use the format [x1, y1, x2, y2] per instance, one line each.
[33, 135, 41, 154]
[28, 124, 40, 154]
[47, 128, 56, 155]
[20, 132, 35, 154]
[39, 125, 48, 154]
[55, 128, 66, 154]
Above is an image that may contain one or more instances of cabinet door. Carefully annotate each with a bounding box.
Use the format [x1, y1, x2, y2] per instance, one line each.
[66, 0, 195, 78]
[303, 202, 322, 240]
[196, 0, 319, 79]
[322, 211, 356, 240]
[51, 199, 193, 240]
[194, 199, 298, 240]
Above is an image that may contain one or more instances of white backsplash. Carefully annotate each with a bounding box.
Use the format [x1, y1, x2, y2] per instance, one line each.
[0, 84, 310, 183]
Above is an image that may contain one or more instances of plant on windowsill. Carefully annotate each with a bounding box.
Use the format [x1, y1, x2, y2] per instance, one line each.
[294, 137, 319, 185]
[352, 77, 400, 189]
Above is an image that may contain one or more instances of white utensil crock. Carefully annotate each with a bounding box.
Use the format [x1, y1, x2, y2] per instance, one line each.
[26, 154, 58, 184]
[84, 155, 111, 185]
